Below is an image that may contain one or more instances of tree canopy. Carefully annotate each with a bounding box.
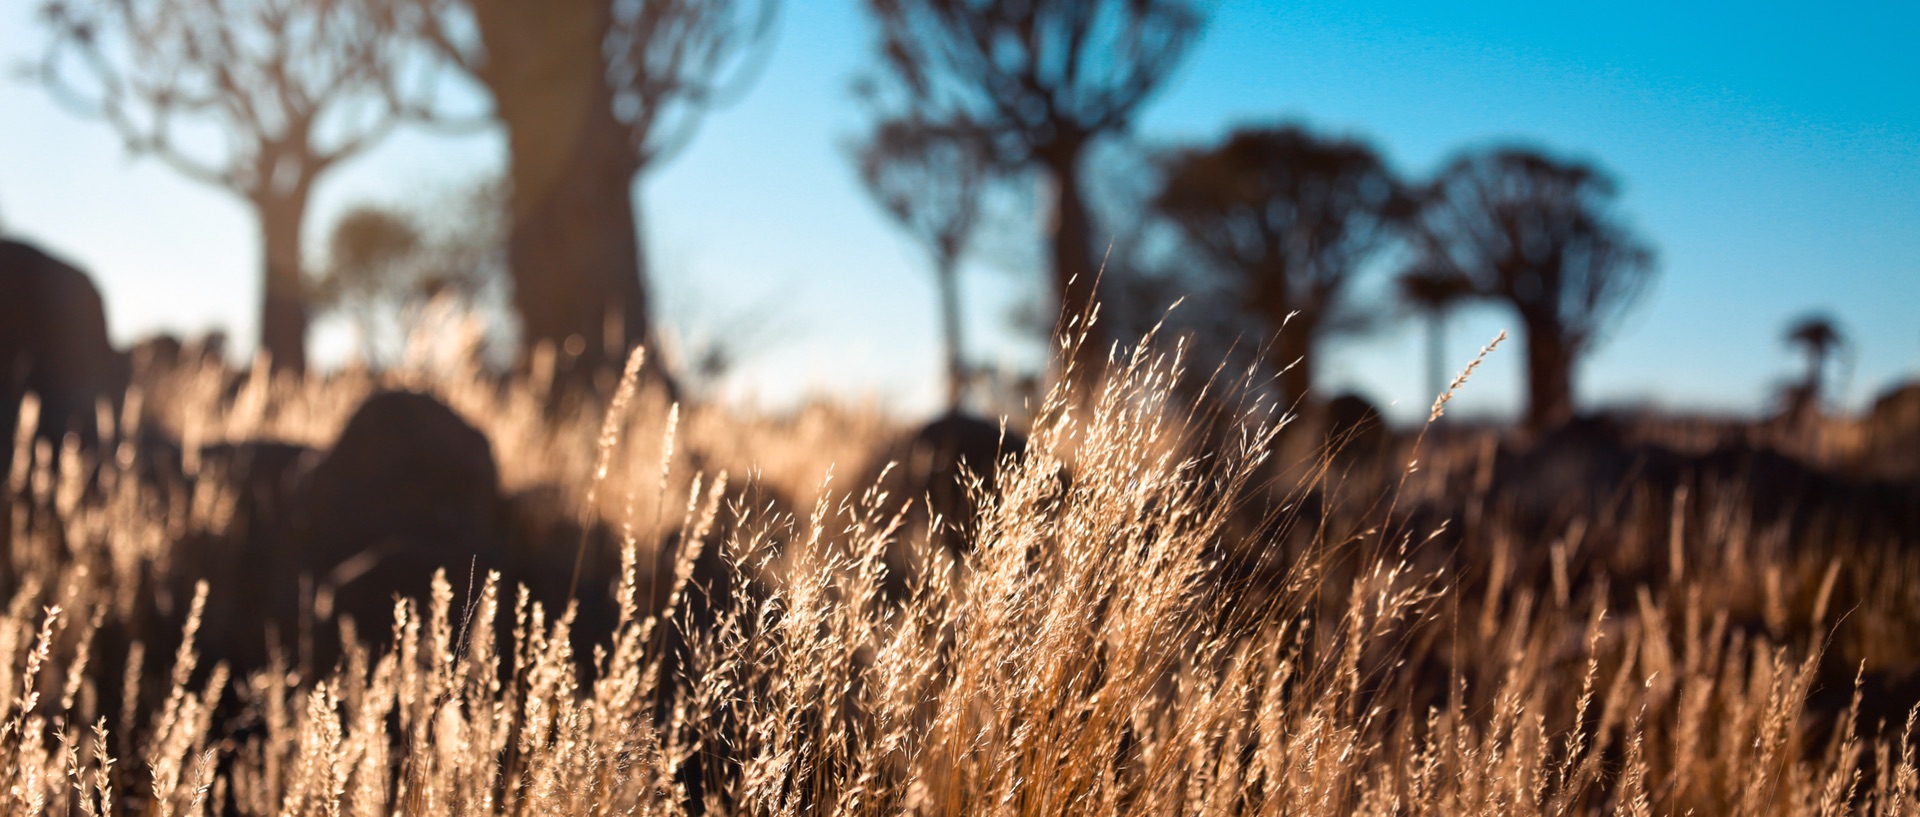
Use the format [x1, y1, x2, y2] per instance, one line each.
[1153, 125, 1407, 405]
[1408, 147, 1656, 429]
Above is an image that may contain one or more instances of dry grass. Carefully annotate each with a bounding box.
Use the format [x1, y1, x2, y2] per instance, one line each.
[2, 321, 1918, 815]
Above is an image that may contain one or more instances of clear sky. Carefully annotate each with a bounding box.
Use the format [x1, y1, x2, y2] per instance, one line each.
[1, 0, 1916, 423]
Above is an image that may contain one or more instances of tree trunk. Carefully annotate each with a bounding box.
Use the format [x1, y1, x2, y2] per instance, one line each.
[1806, 352, 1827, 406]
[934, 252, 965, 411]
[499, 68, 650, 386]
[470, 0, 664, 393]
[1041, 144, 1104, 388]
[257, 190, 311, 373]
[1253, 264, 1314, 409]
[1271, 315, 1314, 410]
[1521, 313, 1575, 431]
[1426, 310, 1446, 415]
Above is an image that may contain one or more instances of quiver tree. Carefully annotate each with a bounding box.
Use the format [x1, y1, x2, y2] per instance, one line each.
[315, 205, 426, 367]
[1786, 313, 1845, 398]
[1408, 148, 1656, 431]
[862, 0, 1203, 386]
[1151, 125, 1407, 408]
[37, 0, 442, 372]
[853, 118, 994, 411]
[1782, 312, 1846, 422]
[313, 193, 508, 368]
[416, 0, 776, 390]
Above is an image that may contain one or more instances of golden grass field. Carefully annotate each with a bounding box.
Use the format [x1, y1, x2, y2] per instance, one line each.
[4, 323, 1920, 816]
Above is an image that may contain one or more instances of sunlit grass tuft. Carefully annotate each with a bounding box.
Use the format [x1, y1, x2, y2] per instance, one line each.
[0, 320, 1915, 815]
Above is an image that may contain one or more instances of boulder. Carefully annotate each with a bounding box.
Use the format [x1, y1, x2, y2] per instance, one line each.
[1865, 382, 1920, 478]
[0, 239, 125, 473]
[272, 390, 507, 671]
[859, 412, 1029, 598]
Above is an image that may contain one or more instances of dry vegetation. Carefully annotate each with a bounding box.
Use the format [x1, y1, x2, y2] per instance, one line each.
[3, 322, 1919, 816]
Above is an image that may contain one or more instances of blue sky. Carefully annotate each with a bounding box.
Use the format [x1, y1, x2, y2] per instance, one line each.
[1, 0, 1916, 422]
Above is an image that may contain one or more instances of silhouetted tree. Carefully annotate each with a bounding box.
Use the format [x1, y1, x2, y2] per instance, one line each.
[1152, 125, 1406, 408]
[417, 0, 776, 389]
[862, 0, 1203, 386]
[36, 0, 440, 372]
[853, 118, 993, 410]
[1785, 312, 1846, 412]
[1397, 266, 1475, 409]
[315, 206, 426, 366]
[312, 186, 513, 368]
[1408, 148, 1656, 430]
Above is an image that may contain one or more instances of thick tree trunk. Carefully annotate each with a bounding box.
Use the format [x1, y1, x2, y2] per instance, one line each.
[934, 253, 965, 411]
[471, 0, 663, 393]
[503, 110, 647, 375]
[1042, 145, 1105, 388]
[1271, 315, 1315, 410]
[1426, 310, 1447, 414]
[257, 191, 311, 373]
[1521, 314, 1575, 431]
[1253, 267, 1315, 409]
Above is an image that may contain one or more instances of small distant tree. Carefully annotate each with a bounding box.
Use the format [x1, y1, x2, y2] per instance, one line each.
[315, 205, 427, 366]
[862, 0, 1203, 386]
[1784, 312, 1846, 416]
[416, 0, 777, 388]
[37, 0, 441, 372]
[1152, 125, 1407, 408]
[853, 118, 994, 411]
[312, 185, 513, 368]
[1408, 148, 1656, 430]
[1397, 266, 1475, 409]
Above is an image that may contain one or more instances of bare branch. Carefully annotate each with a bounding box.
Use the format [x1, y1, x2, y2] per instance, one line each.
[605, 0, 780, 169]
[864, 0, 1202, 166]
[853, 116, 994, 267]
[37, 0, 451, 199]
